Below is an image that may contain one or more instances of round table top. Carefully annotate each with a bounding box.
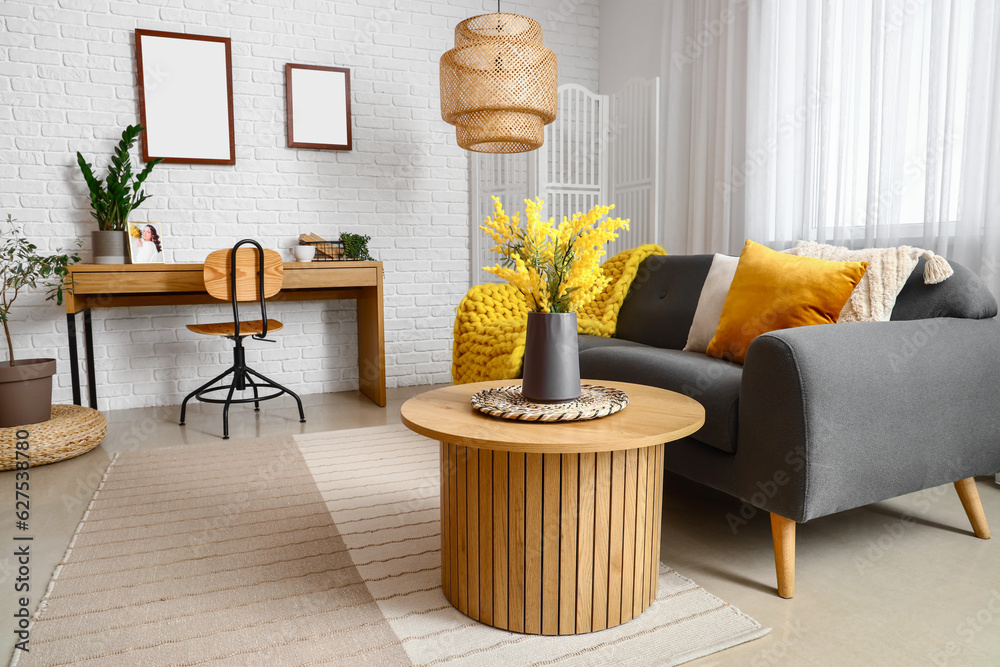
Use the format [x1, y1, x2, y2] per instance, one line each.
[400, 380, 705, 454]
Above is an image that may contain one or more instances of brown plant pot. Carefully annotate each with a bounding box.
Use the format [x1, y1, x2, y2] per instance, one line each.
[0, 358, 57, 428]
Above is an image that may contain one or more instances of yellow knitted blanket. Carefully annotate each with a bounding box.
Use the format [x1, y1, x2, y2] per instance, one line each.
[452, 244, 666, 384]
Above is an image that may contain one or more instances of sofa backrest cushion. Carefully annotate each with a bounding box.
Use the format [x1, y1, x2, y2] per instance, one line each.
[615, 254, 714, 348]
[891, 259, 998, 320]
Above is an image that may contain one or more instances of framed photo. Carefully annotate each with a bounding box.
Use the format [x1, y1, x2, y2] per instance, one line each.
[285, 63, 353, 151]
[135, 29, 236, 165]
[128, 223, 166, 264]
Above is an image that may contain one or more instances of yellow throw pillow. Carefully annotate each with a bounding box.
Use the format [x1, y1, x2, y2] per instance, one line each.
[706, 240, 868, 364]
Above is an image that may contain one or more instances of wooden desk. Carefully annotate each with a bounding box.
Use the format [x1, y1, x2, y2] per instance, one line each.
[64, 261, 386, 409]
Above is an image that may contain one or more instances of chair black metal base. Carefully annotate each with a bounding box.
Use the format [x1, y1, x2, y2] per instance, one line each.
[179, 337, 306, 439]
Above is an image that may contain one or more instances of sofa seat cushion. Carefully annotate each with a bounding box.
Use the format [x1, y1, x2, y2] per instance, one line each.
[578, 334, 652, 352]
[580, 346, 743, 453]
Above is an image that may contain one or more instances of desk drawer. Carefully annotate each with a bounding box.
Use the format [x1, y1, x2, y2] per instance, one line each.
[283, 266, 378, 289]
[72, 269, 205, 294]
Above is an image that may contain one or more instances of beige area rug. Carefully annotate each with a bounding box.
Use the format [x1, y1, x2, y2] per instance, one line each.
[12, 425, 768, 666]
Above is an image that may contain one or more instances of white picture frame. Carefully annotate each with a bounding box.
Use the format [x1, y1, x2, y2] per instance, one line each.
[285, 63, 353, 151]
[135, 29, 236, 165]
[128, 222, 166, 264]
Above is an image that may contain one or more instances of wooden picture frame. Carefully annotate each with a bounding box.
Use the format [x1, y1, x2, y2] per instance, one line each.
[135, 29, 236, 165]
[285, 64, 353, 151]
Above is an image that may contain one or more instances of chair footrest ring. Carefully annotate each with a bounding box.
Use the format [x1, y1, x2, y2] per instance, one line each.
[193, 384, 288, 405]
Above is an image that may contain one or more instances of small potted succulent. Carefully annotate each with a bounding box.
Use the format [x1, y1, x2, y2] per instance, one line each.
[0, 215, 80, 427]
[76, 124, 162, 264]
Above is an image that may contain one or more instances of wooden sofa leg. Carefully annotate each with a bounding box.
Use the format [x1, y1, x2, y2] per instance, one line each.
[769, 513, 796, 599]
[954, 478, 991, 539]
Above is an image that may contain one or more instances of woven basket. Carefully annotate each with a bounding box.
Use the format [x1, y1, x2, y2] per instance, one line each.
[440, 13, 557, 153]
[0, 405, 107, 471]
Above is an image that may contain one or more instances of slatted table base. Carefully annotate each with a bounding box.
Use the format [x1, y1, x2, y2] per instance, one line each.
[439, 442, 665, 635]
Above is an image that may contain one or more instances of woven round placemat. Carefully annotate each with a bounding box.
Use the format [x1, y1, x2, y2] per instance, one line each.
[470, 384, 629, 422]
[0, 405, 107, 471]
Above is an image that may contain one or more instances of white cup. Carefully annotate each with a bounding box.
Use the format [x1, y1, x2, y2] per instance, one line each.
[293, 245, 316, 262]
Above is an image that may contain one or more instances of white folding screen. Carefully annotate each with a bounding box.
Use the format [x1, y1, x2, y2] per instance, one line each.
[469, 152, 532, 285]
[470, 79, 660, 286]
[536, 84, 609, 230]
[607, 77, 660, 258]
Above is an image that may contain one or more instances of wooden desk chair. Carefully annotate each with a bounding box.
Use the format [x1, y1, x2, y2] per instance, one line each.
[179, 239, 306, 439]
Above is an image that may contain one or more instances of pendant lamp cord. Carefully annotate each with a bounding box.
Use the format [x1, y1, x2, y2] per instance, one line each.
[495, 1, 503, 68]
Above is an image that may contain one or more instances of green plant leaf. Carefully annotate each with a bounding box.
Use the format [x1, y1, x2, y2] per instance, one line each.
[75, 124, 159, 233]
[1, 215, 81, 363]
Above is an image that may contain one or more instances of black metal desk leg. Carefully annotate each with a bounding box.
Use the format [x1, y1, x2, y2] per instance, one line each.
[67, 312, 81, 406]
[83, 309, 97, 409]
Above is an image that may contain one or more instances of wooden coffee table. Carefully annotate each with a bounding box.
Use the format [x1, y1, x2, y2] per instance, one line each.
[400, 380, 704, 636]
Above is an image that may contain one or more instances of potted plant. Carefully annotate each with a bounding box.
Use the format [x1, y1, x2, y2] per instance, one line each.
[480, 196, 627, 402]
[0, 215, 80, 427]
[76, 124, 162, 264]
[341, 233, 374, 261]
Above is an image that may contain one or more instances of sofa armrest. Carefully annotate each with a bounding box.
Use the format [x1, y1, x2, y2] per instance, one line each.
[738, 318, 1000, 522]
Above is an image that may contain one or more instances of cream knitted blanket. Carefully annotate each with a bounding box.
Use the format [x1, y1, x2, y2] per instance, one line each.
[785, 241, 954, 322]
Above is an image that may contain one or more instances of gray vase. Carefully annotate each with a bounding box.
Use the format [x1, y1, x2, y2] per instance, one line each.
[92, 230, 129, 264]
[521, 311, 582, 403]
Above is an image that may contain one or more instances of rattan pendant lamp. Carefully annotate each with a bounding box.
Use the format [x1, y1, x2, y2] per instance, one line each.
[440, 3, 558, 153]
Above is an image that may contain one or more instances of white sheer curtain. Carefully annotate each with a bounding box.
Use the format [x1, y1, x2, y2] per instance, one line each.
[954, 0, 1000, 294]
[660, 0, 1000, 294]
[659, 0, 747, 255]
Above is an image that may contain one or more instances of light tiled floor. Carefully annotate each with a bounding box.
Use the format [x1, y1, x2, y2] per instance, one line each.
[2, 386, 998, 665]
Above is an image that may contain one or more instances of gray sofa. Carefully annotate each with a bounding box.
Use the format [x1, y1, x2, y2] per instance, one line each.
[579, 254, 1000, 597]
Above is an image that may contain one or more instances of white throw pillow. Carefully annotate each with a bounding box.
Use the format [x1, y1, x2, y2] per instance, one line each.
[683, 254, 739, 353]
[784, 241, 953, 322]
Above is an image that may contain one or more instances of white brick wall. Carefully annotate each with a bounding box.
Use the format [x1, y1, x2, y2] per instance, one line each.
[0, 0, 599, 411]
